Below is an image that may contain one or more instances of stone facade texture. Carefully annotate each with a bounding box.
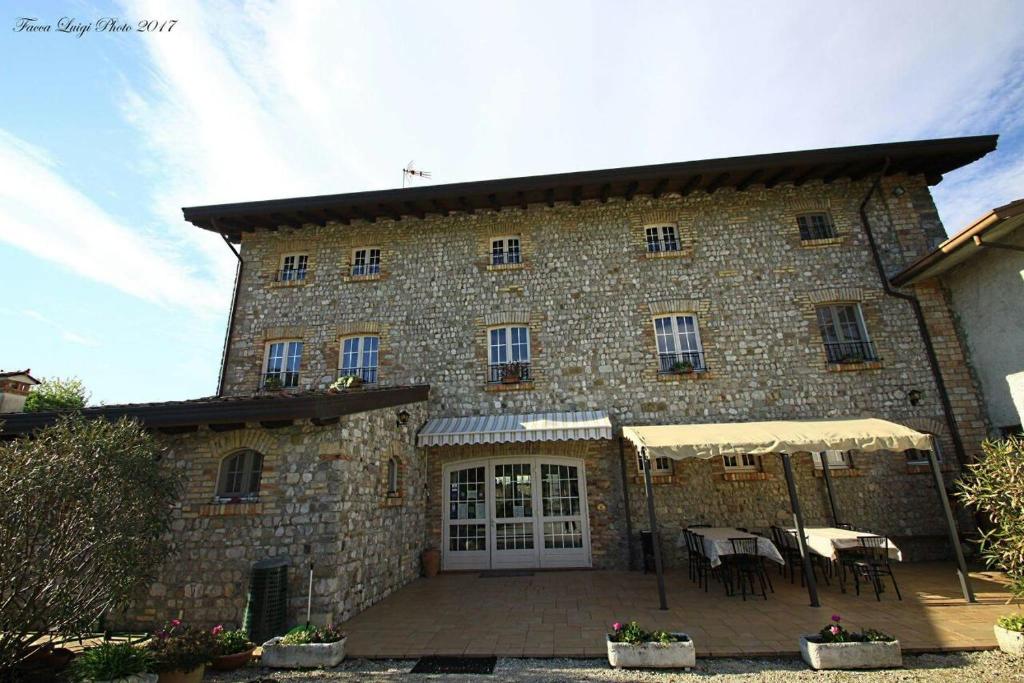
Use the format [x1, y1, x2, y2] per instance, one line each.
[114, 400, 427, 630]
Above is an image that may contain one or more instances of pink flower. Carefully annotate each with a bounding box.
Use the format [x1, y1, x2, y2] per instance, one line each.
[170, 618, 182, 628]
[212, 624, 224, 635]
[831, 614, 841, 623]
[612, 622, 622, 631]
[830, 625, 840, 635]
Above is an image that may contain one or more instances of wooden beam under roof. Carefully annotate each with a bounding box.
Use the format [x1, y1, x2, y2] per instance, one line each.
[404, 201, 426, 219]
[352, 206, 376, 223]
[624, 181, 639, 201]
[517, 191, 528, 210]
[488, 193, 501, 211]
[379, 203, 402, 221]
[571, 186, 582, 206]
[791, 165, 821, 187]
[431, 198, 449, 215]
[762, 166, 791, 188]
[705, 172, 730, 194]
[545, 188, 555, 207]
[458, 196, 475, 214]
[823, 162, 857, 184]
[679, 175, 703, 196]
[599, 183, 611, 203]
[735, 169, 762, 191]
[651, 178, 669, 198]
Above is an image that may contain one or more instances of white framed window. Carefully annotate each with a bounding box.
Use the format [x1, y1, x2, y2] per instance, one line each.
[812, 450, 854, 469]
[351, 247, 381, 276]
[645, 224, 680, 253]
[339, 335, 379, 384]
[723, 453, 759, 471]
[216, 449, 264, 500]
[636, 452, 672, 475]
[816, 303, 876, 363]
[905, 437, 942, 464]
[491, 237, 521, 265]
[488, 325, 530, 383]
[653, 315, 705, 373]
[278, 253, 309, 282]
[387, 457, 400, 495]
[263, 340, 303, 388]
[797, 212, 837, 241]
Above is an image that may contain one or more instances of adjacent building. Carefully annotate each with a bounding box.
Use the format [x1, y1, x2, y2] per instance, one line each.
[0, 369, 39, 413]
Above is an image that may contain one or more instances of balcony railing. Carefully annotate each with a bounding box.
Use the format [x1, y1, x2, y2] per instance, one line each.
[646, 237, 681, 253]
[337, 367, 378, 385]
[350, 264, 380, 276]
[824, 341, 878, 364]
[261, 371, 300, 390]
[488, 361, 532, 384]
[658, 351, 706, 374]
[274, 268, 308, 282]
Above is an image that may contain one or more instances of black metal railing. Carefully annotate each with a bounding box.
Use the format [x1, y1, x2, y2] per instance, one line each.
[488, 362, 532, 384]
[274, 268, 308, 282]
[350, 264, 380, 276]
[337, 367, 378, 384]
[646, 237, 681, 253]
[658, 351, 706, 374]
[491, 253, 522, 266]
[824, 341, 878, 364]
[261, 371, 300, 390]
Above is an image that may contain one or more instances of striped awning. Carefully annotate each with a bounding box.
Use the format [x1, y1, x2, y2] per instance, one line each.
[417, 410, 612, 447]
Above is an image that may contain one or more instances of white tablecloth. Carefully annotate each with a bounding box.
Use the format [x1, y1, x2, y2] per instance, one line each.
[678, 527, 786, 568]
[787, 527, 903, 562]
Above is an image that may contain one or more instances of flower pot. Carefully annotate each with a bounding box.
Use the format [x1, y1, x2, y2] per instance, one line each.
[995, 625, 1024, 655]
[799, 636, 902, 670]
[606, 633, 694, 669]
[209, 647, 255, 671]
[93, 675, 158, 683]
[156, 666, 205, 683]
[502, 376, 520, 384]
[260, 636, 346, 669]
[422, 548, 440, 577]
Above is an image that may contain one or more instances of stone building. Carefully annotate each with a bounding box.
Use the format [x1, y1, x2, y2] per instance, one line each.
[0, 135, 1000, 628]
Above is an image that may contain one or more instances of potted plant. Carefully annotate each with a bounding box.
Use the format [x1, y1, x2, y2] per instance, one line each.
[209, 625, 255, 671]
[421, 546, 440, 577]
[69, 642, 156, 683]
[329, 374, 363, 392]
[501, 362, 525, 384]
[144, 619, 216, 683]
[994, 614, 1024, 655]
[800, 614, 901, 670]
[607, 621, 694, 669]
[261, 624, 347, 669]
[671, 359, 694, 374]
[262, 374, 283, 391]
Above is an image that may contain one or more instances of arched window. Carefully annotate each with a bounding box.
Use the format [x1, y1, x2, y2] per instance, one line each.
[387, 457, 400, 495]
[217, 449, 264, 500]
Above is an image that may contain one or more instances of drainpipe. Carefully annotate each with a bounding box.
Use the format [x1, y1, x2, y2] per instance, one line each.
[857, 159, 968, 466]
[215, 219, 243, 397]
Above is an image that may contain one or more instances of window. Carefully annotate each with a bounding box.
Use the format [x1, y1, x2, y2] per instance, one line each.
[278, 253, 308, 282]
[387, 457, 400, 495]
[264, 340, 303, 388]
[797, 213, 837, 241]
[653, 315, 705, 373]
[905, 437, 942, 464]
[339, 335, 379, 384]
[645, 224, 680, 253]
[637, 451, 672, 475]
[723, 453, 759, 471]
[216, 449, 264, 500]
[351, 248, 381, 276]
[812, 450, 854, 469]
[488, 326, 530, 383]
[491, 237, 521, 265]
[816, 304, 876, 363]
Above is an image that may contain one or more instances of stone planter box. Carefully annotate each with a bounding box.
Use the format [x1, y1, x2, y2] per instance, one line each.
[800, 636, 902, 670]
[995, 625, 1024, 655]
[606, 633, 694, 669]
[261, 636, 347, 669]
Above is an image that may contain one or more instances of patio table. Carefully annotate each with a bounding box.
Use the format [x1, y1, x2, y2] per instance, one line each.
[678, 527, 786, 568]
[787, 527, 903, 562]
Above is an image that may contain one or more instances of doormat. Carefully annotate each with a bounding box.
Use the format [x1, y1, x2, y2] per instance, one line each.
[478, 570, 534, 578]
[411, 656, 497, 674]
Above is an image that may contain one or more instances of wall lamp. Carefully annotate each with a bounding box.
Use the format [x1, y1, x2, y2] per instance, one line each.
[892, 185, 906, 197]
[396, 409, 411, 427]
[907, 389, 922, 406]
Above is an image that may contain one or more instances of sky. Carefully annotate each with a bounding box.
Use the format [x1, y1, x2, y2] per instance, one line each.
[2, 0, 1023, 406]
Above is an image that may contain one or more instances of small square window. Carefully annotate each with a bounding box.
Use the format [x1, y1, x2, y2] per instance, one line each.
[491, 237, 521, 265]
[637, 452, 672, 475]
[812, 450, 854, 469]
[645, 225, 680, 253]
[278, 253, 309, 282]
[723, 453, 759, 471]
[352, 248, 381, 276]
[797, 213, 837, 241]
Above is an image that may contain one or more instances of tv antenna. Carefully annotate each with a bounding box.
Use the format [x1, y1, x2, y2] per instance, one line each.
[402, 161, 432, 188]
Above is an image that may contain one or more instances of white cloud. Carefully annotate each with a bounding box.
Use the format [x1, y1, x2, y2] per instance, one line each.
[21, 309, 100, 348]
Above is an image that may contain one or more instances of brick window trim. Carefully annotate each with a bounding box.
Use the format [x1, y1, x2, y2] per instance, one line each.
[199, 501, 265, 516]
[799, 235, 846, 249]
[632, 474, 675, 485]
[826, 360, 883, 373]
[722, 471, 776, 482]
[486, 261, 528, 272]
[269, 272, 315, 288]
[813, 468, 863, 479]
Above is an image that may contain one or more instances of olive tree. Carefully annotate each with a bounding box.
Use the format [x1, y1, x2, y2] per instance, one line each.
[0, 415, 181, 674]
[956, 436, 1024, 599]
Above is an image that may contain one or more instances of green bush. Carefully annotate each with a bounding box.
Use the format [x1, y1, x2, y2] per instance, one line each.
[145, 621, 216, 673]
[214, 628, 253, 656]
[608, 621, 682, 645]
[998, 614, 1024, 633]
[280, 624, 345, 645]
[24, 376, 89, 412]
[69, 641, 151, 682]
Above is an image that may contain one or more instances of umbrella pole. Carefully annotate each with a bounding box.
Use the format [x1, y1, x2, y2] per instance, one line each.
[820, 454, 840, 525]
[926, 438, 975, 603]
[641, 447, 669, 610]
[781, 453, 820, 607]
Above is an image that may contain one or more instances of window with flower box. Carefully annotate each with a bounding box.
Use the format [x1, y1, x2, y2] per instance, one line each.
[339, 335, 379, 384]
[815, 303, 877, 364]
[263, 340, 303, 389]
[653, 315, 706, 373]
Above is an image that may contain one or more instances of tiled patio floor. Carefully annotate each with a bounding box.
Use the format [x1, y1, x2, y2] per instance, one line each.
[340, 563, 1019, 658]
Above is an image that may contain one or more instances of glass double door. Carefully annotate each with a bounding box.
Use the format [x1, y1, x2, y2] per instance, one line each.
[443, 457, 590, 570]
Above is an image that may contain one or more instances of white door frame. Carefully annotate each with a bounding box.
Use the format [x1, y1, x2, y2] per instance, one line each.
[441, 455, 592, 571]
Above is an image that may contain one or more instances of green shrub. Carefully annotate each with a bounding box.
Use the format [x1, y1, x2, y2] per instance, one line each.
[608, 621, 682, 645]
[998, 614, 1024, 633]
[280, 624, 345, 645]
[214, 628, 253, 656]
[69, 642, 151, 681]
[145, 620, 216, 673]
[24, 376, 89, 412]
[817, 615, 894, 643]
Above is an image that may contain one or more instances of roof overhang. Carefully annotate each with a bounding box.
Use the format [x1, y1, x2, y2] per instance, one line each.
[892, 198, 1024, 286]
[0, 386, 429, 438]
[622, 418, 932, 461]
[418, 410, 612, 447]
[0, 370, 40, 385]
[183, 136, 998, 242]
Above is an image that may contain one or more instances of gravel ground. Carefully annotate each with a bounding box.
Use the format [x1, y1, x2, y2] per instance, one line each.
[206, 650, 1023, 682]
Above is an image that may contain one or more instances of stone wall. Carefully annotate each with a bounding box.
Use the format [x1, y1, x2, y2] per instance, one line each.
[113, 399, 427, 631]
